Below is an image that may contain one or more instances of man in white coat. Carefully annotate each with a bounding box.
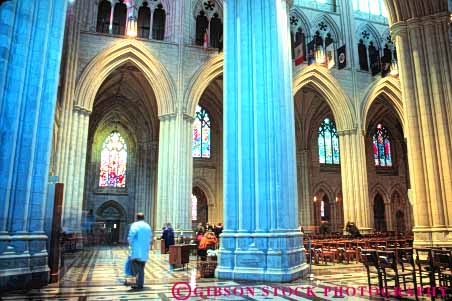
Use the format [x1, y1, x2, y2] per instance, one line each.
[128, 212, 152, 289]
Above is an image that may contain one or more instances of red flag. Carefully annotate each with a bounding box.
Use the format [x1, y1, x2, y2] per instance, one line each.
[294, 43, 304, 66]
[203, 30, 209, 49]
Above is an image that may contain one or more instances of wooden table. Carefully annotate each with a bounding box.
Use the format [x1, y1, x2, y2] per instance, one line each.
[169, 244, 191, 269]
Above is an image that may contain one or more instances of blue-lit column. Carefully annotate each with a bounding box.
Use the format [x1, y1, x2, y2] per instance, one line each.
[0, 0, 68, 289]
[216, 0, 307, 282]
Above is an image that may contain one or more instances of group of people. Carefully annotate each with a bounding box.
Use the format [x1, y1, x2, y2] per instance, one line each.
[195, 222, 222, 260]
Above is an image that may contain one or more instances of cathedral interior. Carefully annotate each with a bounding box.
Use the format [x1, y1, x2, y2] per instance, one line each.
[1, 0, 452, 299]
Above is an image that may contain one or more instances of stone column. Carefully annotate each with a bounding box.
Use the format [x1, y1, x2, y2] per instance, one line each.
[392, 13, 452, 247]
[338, 129, 372, 233]
[135, 141, 155, 226]
[0, 0, 68, 289]
[297, 150, 313, 229]
[62, 107, 90, 234]
[384, 201, 393, 231]
[155, 114, 192, 235]
[216, 0, 306, 282]
[55, 0, 81, 180]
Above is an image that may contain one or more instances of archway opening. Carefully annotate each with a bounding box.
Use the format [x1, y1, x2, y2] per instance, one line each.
[192, 75, 223, 226]
[373, 194, 387, 232]
[365, 95, 413, 235]
[294, 86, 344, 234]
[192, 186, 209, 228]
[83, 62, 159, 245]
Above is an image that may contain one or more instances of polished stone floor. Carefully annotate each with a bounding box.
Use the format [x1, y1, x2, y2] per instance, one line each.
[2, 246, 446, 300]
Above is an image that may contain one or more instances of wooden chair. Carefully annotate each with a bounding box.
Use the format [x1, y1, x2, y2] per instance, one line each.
[360, 249, 383, 290]
[415, 248, 436, 288]
[378, 250, 418, 300]
[432, 249, 452, 289]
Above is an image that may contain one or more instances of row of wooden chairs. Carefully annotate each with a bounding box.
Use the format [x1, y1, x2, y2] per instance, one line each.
[304, 237, 412, 265]
[361, 248, 452, 300]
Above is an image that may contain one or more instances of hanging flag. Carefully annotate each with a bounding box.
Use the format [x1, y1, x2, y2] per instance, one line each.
[381, 54, 391, 78]
[203, 29, 209, 49]
[307, 39, 316, 65]
[390, 59, 399, 77]
[325, 40, 335, 69]
[337, 44, 346, 69]
[294, 42, 305, 66]
[315, 45, 326, 66]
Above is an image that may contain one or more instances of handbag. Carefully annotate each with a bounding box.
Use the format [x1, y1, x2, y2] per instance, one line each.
[124, 256, 133, 276]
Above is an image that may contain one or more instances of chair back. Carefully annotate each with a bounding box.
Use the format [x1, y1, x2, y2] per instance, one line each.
[432, 249, 452, 270]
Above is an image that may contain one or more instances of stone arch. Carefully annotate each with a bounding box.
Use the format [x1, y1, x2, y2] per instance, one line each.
[185, 53, 224, 117]
[293, 66, 355, 131]
[289, 7, 311, 36]
[356, 23, 383, 49]
[96, 200, 127, 221]
[383, 0, 448, 24]
[361, 76, 404, 132]
[311, 13, 342, 42]
[389, 184, 406, 203]
[74, 40, 177, 116]
[192, 0, 223, 20]
[369, 183, 390, 207]
[312, 182, 335, 201]
[193, 178, 216, 207]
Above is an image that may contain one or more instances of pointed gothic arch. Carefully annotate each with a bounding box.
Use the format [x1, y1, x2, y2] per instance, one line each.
[289, 7, 311, 36]
[185, 53, 224, 117]
[356, 23, 383, 49]
[293, 66, 355, 131]
[311, 13, 342, 42]
[74, 40, 177, 116]
[361, 76, 405, 132]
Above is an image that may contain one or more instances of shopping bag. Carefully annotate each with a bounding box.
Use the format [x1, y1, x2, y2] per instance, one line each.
[124, 256, 133, 276]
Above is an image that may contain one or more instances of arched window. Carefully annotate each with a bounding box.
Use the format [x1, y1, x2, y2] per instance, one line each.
[193, 105, 211, 158]
[191, 194, 197, 221]
[373, 124, 392, 167]
[320, 200, 325, 218]
[99, 132, 127, 187]
[318, 118, 340, 165]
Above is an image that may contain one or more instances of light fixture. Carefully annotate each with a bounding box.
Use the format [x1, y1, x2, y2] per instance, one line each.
[313, 196, 317, 203]
[336, 196, 339, 203]
[127, 16, 137, 38]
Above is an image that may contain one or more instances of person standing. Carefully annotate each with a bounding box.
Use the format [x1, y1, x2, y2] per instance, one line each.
[161, 223, 175, 253]
[128, 213, 152, 290]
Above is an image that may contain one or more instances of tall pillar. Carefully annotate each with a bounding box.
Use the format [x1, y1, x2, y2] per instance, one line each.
[392, 13, 452, 247]
[297, 150, 313, 229]
[0, 0, 68, 289]
[156, 114, 192, 235]
[216, 0, 307, 282]
[62, 107, 90, 234]
[338, 129, 372, 233]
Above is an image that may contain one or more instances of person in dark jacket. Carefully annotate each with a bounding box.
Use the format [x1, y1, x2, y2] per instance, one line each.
[161, 223, 175, 252]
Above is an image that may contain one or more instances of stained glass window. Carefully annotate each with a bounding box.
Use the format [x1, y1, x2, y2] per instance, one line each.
[193, 105, 211, 158]
[99, 132, 127, 187]
[320, 200, 325, 218]
[191, 194, 198, 221]
[373, 124, 392, 167]
[318, 118, 340, 165]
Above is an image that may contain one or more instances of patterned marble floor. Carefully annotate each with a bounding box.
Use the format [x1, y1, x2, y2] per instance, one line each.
[2, 246, 447, 300]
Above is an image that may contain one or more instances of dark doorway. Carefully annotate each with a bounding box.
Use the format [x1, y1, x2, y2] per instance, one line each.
[374, 194, 387, 232]
[192, 186, 208, 227]
[395, 210, 405, 234]
[105, 220, 120, 244]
